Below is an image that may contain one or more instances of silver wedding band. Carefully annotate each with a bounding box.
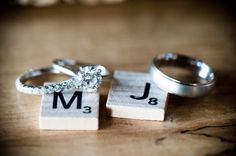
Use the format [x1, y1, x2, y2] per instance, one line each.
[149, 53, 215, 97]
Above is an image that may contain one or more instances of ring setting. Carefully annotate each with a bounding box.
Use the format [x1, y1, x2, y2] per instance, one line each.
[16, 65, 104, 95]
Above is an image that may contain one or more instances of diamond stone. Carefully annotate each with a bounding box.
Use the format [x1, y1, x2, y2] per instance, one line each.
[42, 83, 66, 94]
[62, 81, 72, 90]
[54, 84, 63, 92]
[43, 84, 55, 94]
[71, 74, 82, 89]
[76, 66, 102, 91]
[41, 86, 48, 94]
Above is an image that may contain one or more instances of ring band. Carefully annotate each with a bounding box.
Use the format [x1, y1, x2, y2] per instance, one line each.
[149, 53, 215, 97]
[52, 59, 111, 78]
[16, 67, 60, 95]
[16, 65, 104, 95]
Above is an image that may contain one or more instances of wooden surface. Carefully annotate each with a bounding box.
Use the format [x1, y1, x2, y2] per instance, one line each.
[0, 1, 236, 155]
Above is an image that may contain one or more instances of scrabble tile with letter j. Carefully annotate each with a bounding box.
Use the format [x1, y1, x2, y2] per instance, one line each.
[106, 71, 168, 121]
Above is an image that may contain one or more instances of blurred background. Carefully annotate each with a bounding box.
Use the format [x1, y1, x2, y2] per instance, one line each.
[0, 0, 235, 71]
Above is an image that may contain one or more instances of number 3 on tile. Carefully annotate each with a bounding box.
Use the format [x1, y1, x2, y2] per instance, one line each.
[83, 106, 92, 114]
[130, 83, 158, 105]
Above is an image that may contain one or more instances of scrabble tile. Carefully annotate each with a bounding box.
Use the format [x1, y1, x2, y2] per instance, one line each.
[106, 71, 168, 121]
[40, 86, 99, 130]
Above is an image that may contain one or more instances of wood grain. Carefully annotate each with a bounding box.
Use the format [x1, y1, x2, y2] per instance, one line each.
[0, 1, 235, 156]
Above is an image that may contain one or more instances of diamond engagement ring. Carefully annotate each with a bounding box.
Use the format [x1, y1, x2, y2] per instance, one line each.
[16, 65, 104, 95]
[149, 53, 216, 97]
[52, 59, 111, 78]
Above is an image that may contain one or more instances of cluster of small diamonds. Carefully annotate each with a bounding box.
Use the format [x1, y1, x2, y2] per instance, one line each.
[41, 80, 74, 94]
[41, 65, 102, 94]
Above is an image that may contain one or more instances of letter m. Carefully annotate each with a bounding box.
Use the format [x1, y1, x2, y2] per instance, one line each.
[52, 91, 82, 109]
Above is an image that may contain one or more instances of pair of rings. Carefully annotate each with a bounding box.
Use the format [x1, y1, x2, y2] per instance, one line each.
[15, 60, 111, 95]
[16, 53, 215, 97]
